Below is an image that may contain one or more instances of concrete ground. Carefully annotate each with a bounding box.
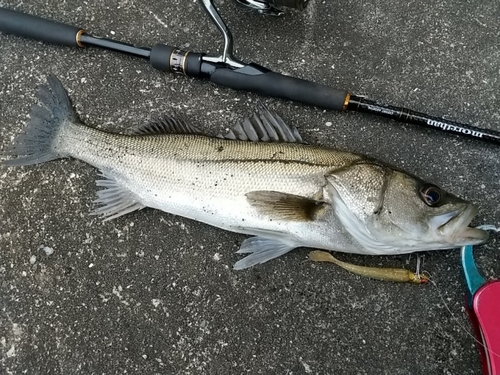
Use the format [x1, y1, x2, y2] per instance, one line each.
[1, 0, 499, 374]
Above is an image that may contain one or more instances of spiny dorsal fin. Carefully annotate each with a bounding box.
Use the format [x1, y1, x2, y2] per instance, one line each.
[218, 102, 303, 143]
[132, 115, 203, 135]
[246, 191, 325, 221]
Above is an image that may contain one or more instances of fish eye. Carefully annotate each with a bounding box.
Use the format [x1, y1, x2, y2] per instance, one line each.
[420, 185, 443, 207]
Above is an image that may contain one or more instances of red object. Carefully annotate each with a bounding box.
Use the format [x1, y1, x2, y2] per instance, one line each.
[468, 281, 500, 375]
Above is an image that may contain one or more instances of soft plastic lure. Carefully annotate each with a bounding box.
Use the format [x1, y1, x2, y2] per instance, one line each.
[308, 250, 428, 284]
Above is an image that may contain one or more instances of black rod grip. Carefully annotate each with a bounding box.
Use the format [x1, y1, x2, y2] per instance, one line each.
[210, 68, 348, 111]
[0, 7, 82, 47]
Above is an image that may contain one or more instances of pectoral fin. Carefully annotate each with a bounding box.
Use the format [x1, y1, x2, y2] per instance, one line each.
[246, 191, 326, 221]
[234, 237, 297, 270]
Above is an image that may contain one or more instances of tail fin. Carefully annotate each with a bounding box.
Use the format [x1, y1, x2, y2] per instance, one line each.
[2, 75, 77, 166]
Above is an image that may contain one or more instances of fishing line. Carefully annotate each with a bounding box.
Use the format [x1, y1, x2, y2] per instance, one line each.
[476, 224, 500, 232]
[425, 271, 500, 361]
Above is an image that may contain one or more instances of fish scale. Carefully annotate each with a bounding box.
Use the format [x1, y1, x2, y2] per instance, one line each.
[60, 123, 361, 201]
[60, 127, 353, 237]
[2, 75, 489, 269]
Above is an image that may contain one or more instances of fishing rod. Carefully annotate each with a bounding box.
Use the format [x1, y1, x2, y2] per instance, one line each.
[1, 1, 499, 145]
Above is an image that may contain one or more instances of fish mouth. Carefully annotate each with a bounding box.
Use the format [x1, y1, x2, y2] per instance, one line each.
[437, 205, 489, 244]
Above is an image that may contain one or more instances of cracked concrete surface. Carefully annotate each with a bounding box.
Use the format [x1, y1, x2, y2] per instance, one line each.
[1, 0, 499, 374]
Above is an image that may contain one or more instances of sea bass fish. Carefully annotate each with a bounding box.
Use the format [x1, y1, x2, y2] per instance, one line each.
[2, 76, 488, 269]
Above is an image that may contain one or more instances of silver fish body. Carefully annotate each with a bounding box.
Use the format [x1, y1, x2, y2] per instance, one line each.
[2, 76, 489, 269]
[60, 124, 364, 254]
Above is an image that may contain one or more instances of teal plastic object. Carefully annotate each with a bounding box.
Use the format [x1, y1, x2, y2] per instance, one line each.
[461, 245, 500, 375]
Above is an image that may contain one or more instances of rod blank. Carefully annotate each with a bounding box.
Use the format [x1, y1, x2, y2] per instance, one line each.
[1, 6, 498, 146]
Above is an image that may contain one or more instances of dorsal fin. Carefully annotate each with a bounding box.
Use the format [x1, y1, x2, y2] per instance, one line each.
[132, 115, 203, 135]
[218, 102, 304, 143]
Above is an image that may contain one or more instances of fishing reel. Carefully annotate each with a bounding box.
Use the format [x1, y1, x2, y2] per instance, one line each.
[234, 0, 309, 16]
[1, 0, 497, 144]
[201, 0, 306, 67]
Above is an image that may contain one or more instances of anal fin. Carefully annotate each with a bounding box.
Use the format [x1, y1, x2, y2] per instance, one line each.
[233, 237, 297, 270]
[91, 170, 145, 221]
